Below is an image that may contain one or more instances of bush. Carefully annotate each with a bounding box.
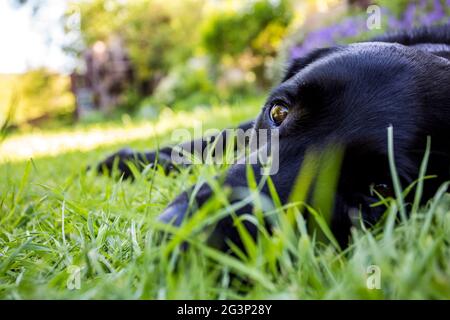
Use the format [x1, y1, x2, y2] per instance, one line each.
[201, 0, 293, 87]
[144, 58, 216, 109]
[0, 69, 75, 127]
[137, 55, 261, 115]
[201, 0, 292, 59]
[66, 0, 205, 96]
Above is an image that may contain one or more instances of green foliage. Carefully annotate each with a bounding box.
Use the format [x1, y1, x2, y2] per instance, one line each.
[18, 69, 74, 123]
[149, 62, 216, 109]
[62, 0, 293, 115]
[375, 0, 413, 16]
[136, 58, 260, 115]
[201, 0, 293, 60]
[0, 69, 74, 127]
[66, 0, 205, 93]
[122, 0, 204, 86]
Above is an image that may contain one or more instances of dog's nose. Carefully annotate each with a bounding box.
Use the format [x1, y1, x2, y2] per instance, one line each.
[158, 193, 189, 226]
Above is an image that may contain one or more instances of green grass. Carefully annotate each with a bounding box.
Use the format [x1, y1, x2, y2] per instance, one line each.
[1, 101, 450, 299]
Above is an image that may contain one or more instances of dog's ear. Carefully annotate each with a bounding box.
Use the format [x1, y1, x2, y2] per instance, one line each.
[371, 24, 450, 61]
[282, 47, 338, 82]
[371, 24, 450, 46]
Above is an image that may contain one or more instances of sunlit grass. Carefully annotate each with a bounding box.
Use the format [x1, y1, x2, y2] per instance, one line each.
[0, 102, 258, 162]
[0, 101, 449, 299]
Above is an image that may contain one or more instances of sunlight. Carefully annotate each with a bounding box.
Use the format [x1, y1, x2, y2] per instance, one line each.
[0, 106, 237, 162]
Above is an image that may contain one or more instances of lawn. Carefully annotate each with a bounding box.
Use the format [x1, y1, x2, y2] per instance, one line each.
[1, 99, 450, 299]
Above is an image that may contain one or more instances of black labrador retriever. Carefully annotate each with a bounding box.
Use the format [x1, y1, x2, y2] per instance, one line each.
[97, 25, 450, 250]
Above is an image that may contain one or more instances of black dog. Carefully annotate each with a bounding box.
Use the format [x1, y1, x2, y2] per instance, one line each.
[98, 25, 450, 250]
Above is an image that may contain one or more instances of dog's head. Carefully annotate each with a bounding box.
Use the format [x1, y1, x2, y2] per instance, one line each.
[160, 26, 450, 249]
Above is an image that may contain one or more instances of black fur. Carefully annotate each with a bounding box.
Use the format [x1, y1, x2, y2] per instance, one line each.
[98, 25, 450, 251]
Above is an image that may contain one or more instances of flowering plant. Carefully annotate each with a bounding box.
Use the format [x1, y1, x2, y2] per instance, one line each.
[289, 0, 450, 60]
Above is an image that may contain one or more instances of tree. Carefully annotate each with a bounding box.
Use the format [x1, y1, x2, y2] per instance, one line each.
[64, 0, 205, 96]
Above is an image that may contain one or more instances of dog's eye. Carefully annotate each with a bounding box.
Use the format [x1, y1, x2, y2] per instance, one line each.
[370, 183, 394, 198]
[269, 103, 289, 126]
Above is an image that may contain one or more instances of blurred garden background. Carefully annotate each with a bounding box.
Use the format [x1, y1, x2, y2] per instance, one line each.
[1, 0, 450, 299]
[1, 0, 449, 161]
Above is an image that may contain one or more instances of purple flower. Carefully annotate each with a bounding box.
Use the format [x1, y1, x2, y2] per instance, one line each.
[420, 0, 445, 25]
[289, 0, 448, 61]
[338, 18, 361, 38]
[289, 15, 368, 60]
[388, 16, 403, 29]
[290, 46, 308, 59]
[402, 3, 417, 29]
